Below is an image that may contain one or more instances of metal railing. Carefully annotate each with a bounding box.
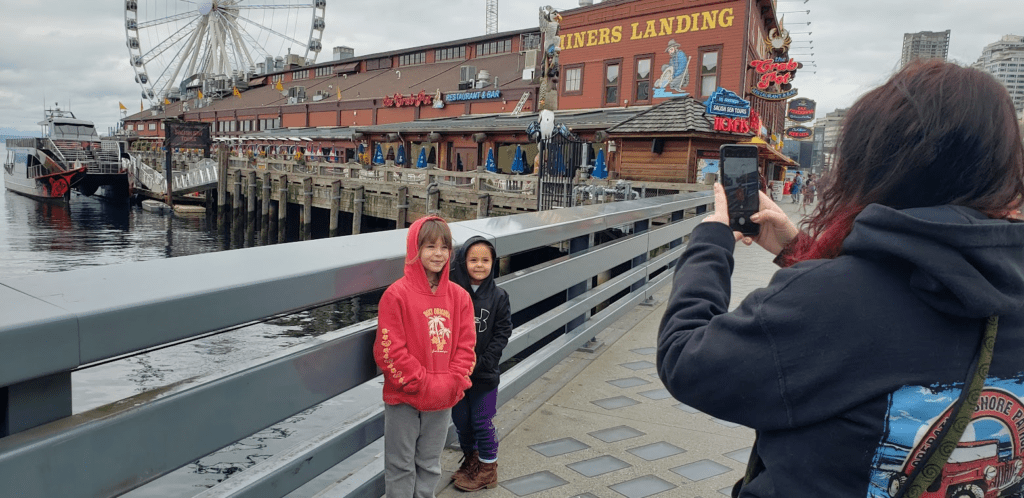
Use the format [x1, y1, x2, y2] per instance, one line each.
[0, 191, 712, 498]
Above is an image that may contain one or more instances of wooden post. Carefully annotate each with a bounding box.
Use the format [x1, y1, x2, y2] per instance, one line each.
[246, 170, 257, 247]
[302, 177, 313, 241]
[477, 193, 490, 219]
[352, 186, 365, 235]
[232, 169, 243, 236]
[164, 148, 174, 208]
[278, 174, 288, 244]
[427, 184, 440, 216]
[396, 186, 408, 229]
[217, 149, 229, 230]
[329, 180, 342, 237]
[261, 172, 271, 245]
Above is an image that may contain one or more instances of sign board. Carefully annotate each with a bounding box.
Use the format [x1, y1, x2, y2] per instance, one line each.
[164, 121, 212, 149]
[444, 90, 502, 103]
[785, 126, 813, 140]
[787, 98, 816, 122]
[705, 88, 751, 118]
[383, 90, 434, 108]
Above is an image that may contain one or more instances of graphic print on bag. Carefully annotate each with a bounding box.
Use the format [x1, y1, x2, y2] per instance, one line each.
[868, 380, 1024, 498]
[424, 308, 452, 353]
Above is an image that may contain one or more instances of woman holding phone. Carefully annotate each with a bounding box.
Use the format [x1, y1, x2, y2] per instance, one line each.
[658, 60, 1024, 496]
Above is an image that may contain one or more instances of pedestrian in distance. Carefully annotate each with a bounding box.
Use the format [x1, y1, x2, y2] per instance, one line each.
[373, 216, 477, 498]
[790, 170, 802, 203]
[448, 237, 513, 492]
[657, 60, 1024, 497]
[798, 174, 815, 216]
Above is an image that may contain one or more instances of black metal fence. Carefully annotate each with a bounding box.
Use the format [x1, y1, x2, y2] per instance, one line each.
[537, 132, 587, 211]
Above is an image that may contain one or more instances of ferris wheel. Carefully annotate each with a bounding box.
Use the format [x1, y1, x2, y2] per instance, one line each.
[124, 0, 326, 106]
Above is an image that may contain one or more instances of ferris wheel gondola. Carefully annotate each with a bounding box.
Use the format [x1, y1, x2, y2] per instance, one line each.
[125, 0, 326, 107]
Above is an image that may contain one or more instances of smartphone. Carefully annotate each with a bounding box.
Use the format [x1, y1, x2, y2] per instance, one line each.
[719, 144, 761, 236]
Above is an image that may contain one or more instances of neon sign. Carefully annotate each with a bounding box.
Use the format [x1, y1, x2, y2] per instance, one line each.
[750, 57, 800, 101]
[383, 90, 434, 108]
[705, 88, 750, 118]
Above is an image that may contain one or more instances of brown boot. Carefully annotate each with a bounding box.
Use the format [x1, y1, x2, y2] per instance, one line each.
[451, 451, 479, 483]
[455, 460, 497, 492]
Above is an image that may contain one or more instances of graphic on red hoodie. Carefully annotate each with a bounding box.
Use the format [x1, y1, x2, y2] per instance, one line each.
[373, 216, 476, 412]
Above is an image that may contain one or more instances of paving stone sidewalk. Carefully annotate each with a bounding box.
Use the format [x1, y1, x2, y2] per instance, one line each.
[436, 200, 809, 498]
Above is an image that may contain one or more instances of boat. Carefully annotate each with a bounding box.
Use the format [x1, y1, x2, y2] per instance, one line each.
[3, 138, 88, 203]
[22, 106, 130, 202]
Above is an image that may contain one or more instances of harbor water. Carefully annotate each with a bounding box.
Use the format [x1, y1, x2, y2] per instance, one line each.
[1, 141, 385, 496]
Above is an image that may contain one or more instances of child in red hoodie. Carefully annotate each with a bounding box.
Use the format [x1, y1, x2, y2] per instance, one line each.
[373, 216, 477, 498]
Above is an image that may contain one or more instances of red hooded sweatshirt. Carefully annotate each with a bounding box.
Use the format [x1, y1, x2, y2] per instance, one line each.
[373, 216, 476, 412]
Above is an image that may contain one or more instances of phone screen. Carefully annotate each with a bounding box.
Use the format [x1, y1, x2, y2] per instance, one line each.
[719, 145, 760, 235]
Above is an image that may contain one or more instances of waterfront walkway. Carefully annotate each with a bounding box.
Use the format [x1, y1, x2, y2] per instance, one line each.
[432, 199, 807, 498]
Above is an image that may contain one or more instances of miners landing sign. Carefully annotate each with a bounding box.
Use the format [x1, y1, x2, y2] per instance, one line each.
[383, 90, 434, 108]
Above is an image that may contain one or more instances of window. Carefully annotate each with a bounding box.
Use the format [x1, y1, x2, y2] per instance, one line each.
[435, 46, 466, 62]
[634, 55, 653, 103]
[698, 46, 722, 98]
[365, 57, 392, 70]
[476, 39, 512, 56]
[292, 69, 309, 80]
[148, 123, 156, 131]
[315, 66, 333, 77]
[562, 64, 583, 96]
[604, 60, 621, 106]
[399, 52, 426, 66]
[521, 32, 542, 51]
[137, 124, 144, 131]
[272, 74, 284, 83]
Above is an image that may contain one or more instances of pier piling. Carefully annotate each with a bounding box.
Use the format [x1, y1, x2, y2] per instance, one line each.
[477, 193, 490, 219]
[396, 186, 408, 228]
[232, 170, 243, 241]
[278, 174, 288, 244]
[261, 172, 271, 245]
[246, 171, 257, 247]
[302, 177, 313, 241]
[352, 186, 365, 235]
[329, 180, 342, 237]
[217, 149, 229, 230]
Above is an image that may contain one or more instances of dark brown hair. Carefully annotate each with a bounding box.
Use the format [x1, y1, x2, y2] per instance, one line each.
[792, 60, 1024, 262]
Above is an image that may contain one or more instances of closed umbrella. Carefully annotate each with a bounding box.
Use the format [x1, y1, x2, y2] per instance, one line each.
[592, 149, 608, 179]
[372, 144, 385, 165]
[511, 145, 524, 174]
[485, 148, 497, 173]
[396, 145, 407, 166]
[416, 147, 428, 169]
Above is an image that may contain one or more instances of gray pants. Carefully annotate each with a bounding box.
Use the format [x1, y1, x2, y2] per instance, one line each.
[384, 403, 452, 498]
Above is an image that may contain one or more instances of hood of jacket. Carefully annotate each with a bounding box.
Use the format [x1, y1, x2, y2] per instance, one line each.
[405, 216, 453, 296]
[841, 204, 1024, 318]
[450, 235, 498, 300]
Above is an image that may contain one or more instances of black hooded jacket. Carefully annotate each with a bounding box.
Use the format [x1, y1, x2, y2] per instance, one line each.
[451, 236, 513, 390]
[658, 205, 1024, 497]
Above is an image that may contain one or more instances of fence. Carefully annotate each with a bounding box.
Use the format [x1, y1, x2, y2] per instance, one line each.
[0, 190, 713, 497]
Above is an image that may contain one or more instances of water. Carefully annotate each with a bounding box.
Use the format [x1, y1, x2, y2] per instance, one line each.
[1, 141, 385, 496]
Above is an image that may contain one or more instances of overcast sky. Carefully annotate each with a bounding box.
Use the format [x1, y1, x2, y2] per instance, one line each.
[1, 0, 1020, 137]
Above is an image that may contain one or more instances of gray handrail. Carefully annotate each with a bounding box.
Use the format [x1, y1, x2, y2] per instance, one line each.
[0, 190, 713, 498]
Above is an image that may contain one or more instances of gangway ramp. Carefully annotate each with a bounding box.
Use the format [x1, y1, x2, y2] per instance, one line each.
[128, 156, 219, 195]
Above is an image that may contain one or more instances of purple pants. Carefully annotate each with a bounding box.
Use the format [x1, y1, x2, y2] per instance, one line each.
[451, 385, 498, 460]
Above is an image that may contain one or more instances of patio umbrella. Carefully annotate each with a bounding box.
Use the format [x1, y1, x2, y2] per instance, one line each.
[701, 160, 720, 174]
[511, 145, 524, 174]
[372, 144, 385, 165]
[396, 145, 407, 166]
[485, 148, 497, 173]
[592, 149, 608, 179]
[416, 147, 428, 169]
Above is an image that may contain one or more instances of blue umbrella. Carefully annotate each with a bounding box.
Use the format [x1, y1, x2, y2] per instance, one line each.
[396, 145, 407, 166]
[592, 149, 607, 179]
[511, 145, 524, 174]
[701, 160, 720, 174]
[416, 147, 427, 169]
[485, 148, 497, 173]
[372, 144, 385, 165]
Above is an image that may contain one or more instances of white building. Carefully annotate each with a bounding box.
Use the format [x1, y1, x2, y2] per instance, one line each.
[974, 35, 1024, 112]
[901, 30, 950, 68]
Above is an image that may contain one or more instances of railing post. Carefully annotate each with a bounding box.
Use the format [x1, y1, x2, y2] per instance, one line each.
[352, 186, 365, 235]
[247, 171, 257, 247]
[329, 180, 342, 237]
[566, 233, 592, 335]
[302, 177, 313, 241]
[261, 172, 272, 245]
[630, 219, 650, 293]
[477, 193, 490, 219]
[2, 372, 71, 438]
[278, 174, 289, 244]
[396, 186, 409, 228]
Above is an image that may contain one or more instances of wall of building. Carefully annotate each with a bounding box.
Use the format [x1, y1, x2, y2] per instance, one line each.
[558, 0, 749, 110]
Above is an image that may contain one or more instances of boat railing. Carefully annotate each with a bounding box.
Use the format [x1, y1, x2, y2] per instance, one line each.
[38, 138, 69, 166]
[0, 192, 713, 498]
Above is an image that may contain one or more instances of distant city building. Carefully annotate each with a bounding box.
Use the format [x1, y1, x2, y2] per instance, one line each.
[901, 30, 950, 68]
[974, 35, 1024, 112]
[812, 124, 824, 172]
[821, 108, 848, 170]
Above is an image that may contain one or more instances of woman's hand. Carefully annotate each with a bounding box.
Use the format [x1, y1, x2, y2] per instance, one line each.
[704, 183, 799, 256]
[745, 190, 800, 255]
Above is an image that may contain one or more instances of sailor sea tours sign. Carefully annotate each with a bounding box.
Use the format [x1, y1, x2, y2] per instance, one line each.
[705, 88, 750, 118]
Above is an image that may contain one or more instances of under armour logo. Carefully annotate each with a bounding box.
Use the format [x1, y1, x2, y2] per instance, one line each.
[476, 308, 490, 334]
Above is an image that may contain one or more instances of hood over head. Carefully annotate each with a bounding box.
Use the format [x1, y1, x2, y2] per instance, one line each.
[451, 235, 498, 299]
[404, 216, 452, 295]
[841, 204, 1024, 318]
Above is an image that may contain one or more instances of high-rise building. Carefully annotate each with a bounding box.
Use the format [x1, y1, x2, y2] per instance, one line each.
[821, 108, 848, 170]
[974, 35, 1024, 112]
[900, 30, 950, 68]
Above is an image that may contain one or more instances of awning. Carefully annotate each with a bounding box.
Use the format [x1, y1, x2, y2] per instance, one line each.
[249, 77, 267, 86]
[334, 62, 359, 75]
[739, 137, 798, 167]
